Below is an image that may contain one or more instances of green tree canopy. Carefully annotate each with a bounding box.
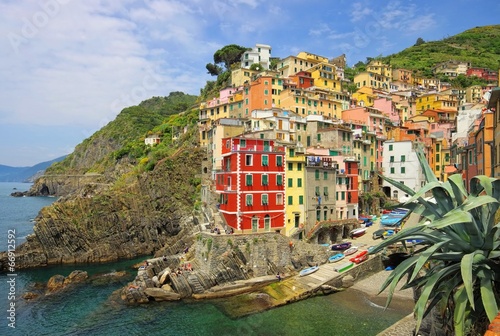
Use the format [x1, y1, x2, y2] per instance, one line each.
[414, 37, 425, 46]
[213, 44, 249, 71]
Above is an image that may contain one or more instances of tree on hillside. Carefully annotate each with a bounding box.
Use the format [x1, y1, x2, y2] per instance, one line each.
[205, 44, 249, 74]
[206, 63, 222, 76]
[414, 37, 425, 46]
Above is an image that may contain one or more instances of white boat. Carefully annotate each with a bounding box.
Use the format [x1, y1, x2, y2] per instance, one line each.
[350, 227, 367, 238]
[344, 246, 358, 256]
[299, 266, 319, 276]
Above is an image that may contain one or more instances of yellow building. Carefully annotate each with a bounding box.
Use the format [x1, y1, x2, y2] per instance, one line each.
[278, 86, 347, 119]
[351, 86, 377, 107]
[416, 93, 458, 114]
[277, 52, 327, 78]
[465, 85, 482, 103]
[231, 68, 260, 87]
[354, 60, 392, 90]
[308, 62, 342, 92]
[283, 146, 307, 238]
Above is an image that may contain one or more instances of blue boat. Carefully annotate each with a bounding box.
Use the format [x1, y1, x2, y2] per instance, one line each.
[299, 266, 319, 277]
[328, 253, 345, 263]
[380, 213, 406, 226]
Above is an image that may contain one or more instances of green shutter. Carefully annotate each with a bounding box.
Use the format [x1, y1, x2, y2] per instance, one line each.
[277, 174, 282, 185]
[262, 155, 268, 166]
[262, 194, 268, 205]
[262, 174, 268, 186]
[276, 155, 282, 166]
[246, 174, 252, 186]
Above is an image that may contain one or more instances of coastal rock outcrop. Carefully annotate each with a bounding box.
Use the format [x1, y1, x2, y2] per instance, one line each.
[120, 232, 331, 304]
[0, 146, 205, 270]
[46, 270, 88, 293]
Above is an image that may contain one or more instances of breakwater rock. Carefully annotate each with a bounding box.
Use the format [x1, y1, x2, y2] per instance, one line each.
[121, 232, 332, 304]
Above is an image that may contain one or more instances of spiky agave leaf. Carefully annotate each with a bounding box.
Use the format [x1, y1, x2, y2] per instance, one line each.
[375, 143, 500, 335]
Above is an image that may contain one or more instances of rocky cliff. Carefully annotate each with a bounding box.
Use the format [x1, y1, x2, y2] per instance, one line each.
[1, 145, 203, 270]
[0, 93, 203, 270]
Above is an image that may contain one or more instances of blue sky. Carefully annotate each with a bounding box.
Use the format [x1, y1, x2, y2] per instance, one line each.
[0, 0, 498, 167]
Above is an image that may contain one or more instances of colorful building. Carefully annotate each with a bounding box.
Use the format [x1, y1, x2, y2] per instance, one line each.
[216, 137, 286, 233]
[283, 146, 307, 238]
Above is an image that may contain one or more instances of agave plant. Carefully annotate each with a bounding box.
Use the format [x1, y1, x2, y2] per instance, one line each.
[370, 148, 500, 336]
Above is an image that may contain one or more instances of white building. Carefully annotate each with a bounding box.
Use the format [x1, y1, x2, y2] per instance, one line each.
[381, 140, 425, 202]
[240, 44, 271, 70]
[145, 135, 161, 146]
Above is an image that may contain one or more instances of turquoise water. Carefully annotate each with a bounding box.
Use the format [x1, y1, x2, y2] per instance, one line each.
[0, 182, 412, 335]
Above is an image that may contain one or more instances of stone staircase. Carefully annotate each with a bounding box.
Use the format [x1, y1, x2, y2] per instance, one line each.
[187, 275, 205, 294]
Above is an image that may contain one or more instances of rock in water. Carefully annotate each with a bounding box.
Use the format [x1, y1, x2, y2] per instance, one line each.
[46, 274, 66, 292]
[63, 270, 88, 285]
[144, 288, 181, 301]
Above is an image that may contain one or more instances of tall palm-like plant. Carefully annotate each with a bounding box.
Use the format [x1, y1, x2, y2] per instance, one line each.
[370, 148, 500, 336]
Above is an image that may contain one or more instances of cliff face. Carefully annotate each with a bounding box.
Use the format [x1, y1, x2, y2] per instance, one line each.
[1, 146, 204, 270]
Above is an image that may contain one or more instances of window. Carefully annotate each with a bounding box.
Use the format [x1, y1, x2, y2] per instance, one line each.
[277, 174, 283, 186]
[390, 156, 394, 162]
[240, 139, 246, 148]
[288, 196, 293, 205]
[389, 144, 393, 151]
[297, 163, 302, 171]
[262, 155, 268, 166]
[401, 155, 405, 162]
[288, 178, 293, 187]
[262, 174, 268, 186]
[288, 162, 293, 171]
[323, 171, 328, 180]
[246, 154, 253, 166]
[317, 134, 321, 141]
[246, 194, 253, 206]
[246, 174, 253, 186]
[264, 215, 270, 231]
[297, 178, 302, 187]
[323, 187, 329, 196]
[390, 167, 395, 174]
[276, 193, 283, 205]
[315, 170, 320, 180]
[436, 154, 440, 163]
[401, 167, 406, 173]
[262, 194, 268, 205]
[341, 191, 345, 200]
[299, 195, 304, 204]
[315, 186, 320, 196]
[276, 155, 283, 166]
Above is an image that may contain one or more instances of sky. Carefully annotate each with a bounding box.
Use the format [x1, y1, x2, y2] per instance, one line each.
[0, 0, 499, 167]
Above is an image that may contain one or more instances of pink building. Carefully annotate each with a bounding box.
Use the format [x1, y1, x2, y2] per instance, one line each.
[374, 97, 399, 125]
[342, 107, 389, 170]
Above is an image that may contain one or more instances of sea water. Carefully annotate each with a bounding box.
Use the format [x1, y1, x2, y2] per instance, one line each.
[0, 182, 412, 335]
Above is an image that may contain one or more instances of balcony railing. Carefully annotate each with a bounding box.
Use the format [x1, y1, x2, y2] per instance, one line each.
[232, 145, 285, 152]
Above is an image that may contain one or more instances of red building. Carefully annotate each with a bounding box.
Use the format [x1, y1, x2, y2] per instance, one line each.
[466, 67, 498, 83]
[345, 158, 359, 211]
[216, 137, 286, 232]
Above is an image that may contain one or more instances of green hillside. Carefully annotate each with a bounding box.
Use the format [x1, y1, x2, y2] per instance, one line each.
[380, 25, 500, 76]
[47, 92, 198, 175]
